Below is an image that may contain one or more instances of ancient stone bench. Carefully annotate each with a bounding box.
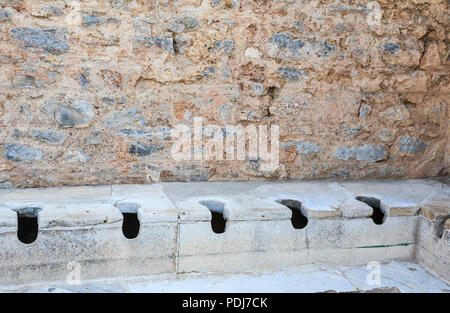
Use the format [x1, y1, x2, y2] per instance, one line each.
[0, 179, 448, 286]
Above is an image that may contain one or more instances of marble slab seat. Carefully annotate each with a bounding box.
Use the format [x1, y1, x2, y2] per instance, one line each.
[163, 181, 422, 273]
[0, 185, 178, 285]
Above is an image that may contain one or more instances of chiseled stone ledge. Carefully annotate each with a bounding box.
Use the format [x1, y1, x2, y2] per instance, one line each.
[0, 179, 448, 285]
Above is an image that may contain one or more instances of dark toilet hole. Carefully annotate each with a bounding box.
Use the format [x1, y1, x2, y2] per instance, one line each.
[277, 199, 308, 229]
[199, 200, 226, 234]
[434, 216, 450, 239]
[116, 202, 141, 239]
[356, 196, 386, 225]
[16, 207, 40, 244]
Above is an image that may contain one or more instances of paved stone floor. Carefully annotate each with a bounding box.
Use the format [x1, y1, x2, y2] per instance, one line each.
[2, 261, 448, 293]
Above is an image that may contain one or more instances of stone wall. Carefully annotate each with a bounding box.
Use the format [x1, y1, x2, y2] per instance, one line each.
[0, 0, 448, 188]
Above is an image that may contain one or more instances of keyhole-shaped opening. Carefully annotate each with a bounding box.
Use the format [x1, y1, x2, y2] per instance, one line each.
[17, 207, 40, 244]
[116, 202, 140, 239]
[277, 199, 308, 229]
[199, 200, 226, 234]
[356, 196, 386, 225]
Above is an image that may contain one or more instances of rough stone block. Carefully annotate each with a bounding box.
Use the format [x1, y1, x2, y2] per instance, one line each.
[10, 27, 69, 55]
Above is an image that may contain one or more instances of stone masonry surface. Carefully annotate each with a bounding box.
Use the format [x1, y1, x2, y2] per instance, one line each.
[0, 0, 448, 187]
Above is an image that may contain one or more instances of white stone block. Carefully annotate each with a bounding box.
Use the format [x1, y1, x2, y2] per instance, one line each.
[111, 184, 178, 223]
[341, 179, 444, 216]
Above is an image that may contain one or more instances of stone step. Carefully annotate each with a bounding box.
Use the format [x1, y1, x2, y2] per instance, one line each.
[0, 179, 448, 286]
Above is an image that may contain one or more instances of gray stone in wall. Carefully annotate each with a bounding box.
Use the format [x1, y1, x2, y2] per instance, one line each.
[18, 103, 34, 120]
[379, 41, 401, 54]
[219, 103, 233, 120]
[42, 6, 64, 16]
[270, 33, 304, 52]
[278, 67, 303, 80]
[269, 33, 305, 57]
[133, 17, 155, 34]
[203, 67, 216, 78]
[32, 6, 64, 17]
[0, 181, 13, 189]
[101, 97, 116, 105]
[4, 143, 43, 162]
[116, 127, 171, 140]
[395, 136, 428, 155]
[85, 131, 102, 145]
[248, 82, 264, 96]
[77, 72, 90, 90]
[211, 0, 240, 9]
[316, 40, 336, 57]
[103, 108, 146, 128]
[331, 168, 350, 178]
[29, 130, 67, 144]
[168, 17, 199, 33]
[335, 145, 387, 162]
[379, 128, 394, 142]
[343, 126, 362, 139]
[376, 165, 406, 178]
[10, 27, 69, 55]
[135, 36, 175, 52]
[168, 23, 185, 34]
[12, 67, 60, 89]
[64, 150, 91, 163]
[164, 165, 213, 181]
[128, 142, 164, 156]
[174, 35, 191, 54]
[54, 99, 95, 128]
[335, 146, 356, 161]
[283, 142, 323, 155]
[82, 15, 120, 27]
[11, 129, 22, 139]
[359, 105, 372, 119]
[213, 40, 236, 53]
[109, 0, 132, 9]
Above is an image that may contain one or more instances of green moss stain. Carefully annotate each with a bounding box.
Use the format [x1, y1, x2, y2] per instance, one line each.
[356, 242, 413, 249]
